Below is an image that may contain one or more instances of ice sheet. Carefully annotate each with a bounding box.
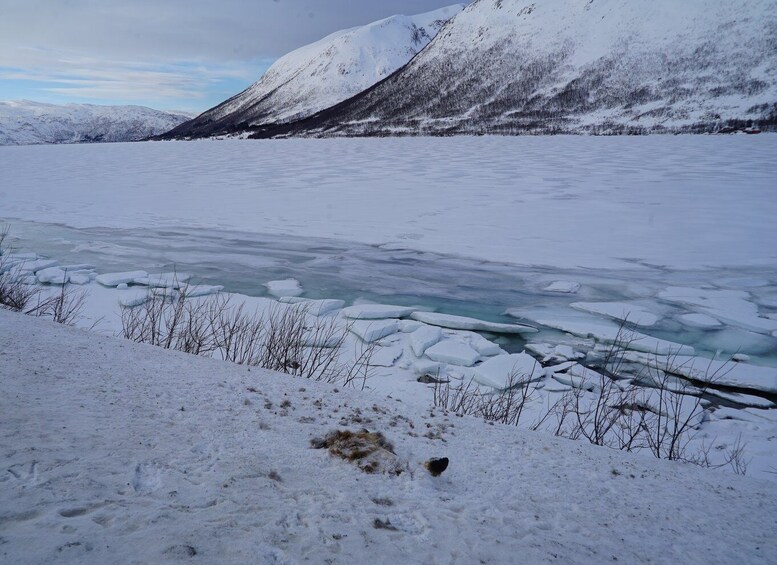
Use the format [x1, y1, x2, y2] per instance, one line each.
[95, 270, 148, 287]
[570, 301, 660, 327]
[341, 304, 416, 319]
[411, 311, 537, 334]
[4, 136, 775, 271]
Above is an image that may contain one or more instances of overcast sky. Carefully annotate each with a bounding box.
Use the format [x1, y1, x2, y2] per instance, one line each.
[0, 0, 464, 113]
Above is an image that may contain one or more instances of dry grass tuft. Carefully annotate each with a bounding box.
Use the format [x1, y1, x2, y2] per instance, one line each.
[311, 429, 405, 475]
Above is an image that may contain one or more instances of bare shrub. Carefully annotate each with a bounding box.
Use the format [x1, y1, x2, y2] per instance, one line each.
[557, 320, 748, 472]
[429, 317, 748, 474]
[0, 229, 87, 324]
[0, 226, 45, 314]
[555, 323, 649, 451]
[120, 289, 374, 388]
[47, 276, 88, 326]
[432, 370, 537, 426]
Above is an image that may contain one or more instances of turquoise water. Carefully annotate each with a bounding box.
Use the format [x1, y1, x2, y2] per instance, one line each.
[4, 218, 777, 366]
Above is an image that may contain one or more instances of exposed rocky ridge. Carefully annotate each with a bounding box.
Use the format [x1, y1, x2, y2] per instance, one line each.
[250, 0, 777, 137]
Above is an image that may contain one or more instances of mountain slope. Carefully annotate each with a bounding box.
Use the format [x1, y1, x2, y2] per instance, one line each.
[163, 5, 464, 139]
[263, 0, 777, 136]
[0, 101, 191, 146]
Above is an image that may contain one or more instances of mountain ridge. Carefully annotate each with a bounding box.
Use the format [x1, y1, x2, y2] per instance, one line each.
[163, 5, 465, 139]
[0, 100, 191, 146]
[252, 0, 777, 137]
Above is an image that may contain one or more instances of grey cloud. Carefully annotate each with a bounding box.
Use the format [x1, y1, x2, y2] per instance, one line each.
[0, 1, 465, 110]
[1, 1, 464, 64]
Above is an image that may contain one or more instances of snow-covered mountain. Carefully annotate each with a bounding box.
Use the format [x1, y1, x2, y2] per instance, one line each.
[262, 0, 777, 136]
[164, 5, 464, 139]
[0, 101, 191, 145]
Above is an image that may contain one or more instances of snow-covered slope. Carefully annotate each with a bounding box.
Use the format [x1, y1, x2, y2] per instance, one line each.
[268, 0, 777, 136]
[2, 309, 776, 563]
[164, 5, 464, 139]
[0, 100, 191, 145]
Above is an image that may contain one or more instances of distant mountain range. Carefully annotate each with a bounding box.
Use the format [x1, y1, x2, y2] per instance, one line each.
[0, 101, 191, 146]
[166, 0, 777, 139]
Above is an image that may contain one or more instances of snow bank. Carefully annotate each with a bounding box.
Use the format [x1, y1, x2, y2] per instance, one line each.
[2, 309, 775, 564]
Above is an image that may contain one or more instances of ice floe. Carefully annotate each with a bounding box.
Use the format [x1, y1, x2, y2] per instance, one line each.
[371, 345, 404, 367]
[409, 325, 442, 357]
[181, 284, 224, 298]
[520, 314, 694, 356]
[348, 319, 399, 343]
[465, 332, 503, 356]
[525, 343, 585, 362]
[119, 291, 151, 308]
[265, 278, 303, 298]
[658, 286, 777, 334]
[399, 320, 424, 333]
[15, 258, 59, 273]
[95, 270, 148, 287]
[705, 389, 775, 409]
[341, 304, 416, 319]
[68, 273, 92, 285]
[570, 301, 660, 327]
[543, 280, 581, 293]
[473, 353, 543, 389]
[424, 340, 480, 367]
[703, 327, 777, 356]
[278, 297, 345, 316]
[58, 263, 95, 272]
[412, 359, 448, 378]
[35, 266, 68, 285]
[134, 272, 191, 288]
[623, 351, 777, 394]
[411, 311, 537, 334]
[677, 313, 722, 329]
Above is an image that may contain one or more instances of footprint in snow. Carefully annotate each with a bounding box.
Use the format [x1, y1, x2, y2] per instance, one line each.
[131, 463, 162, 493]
[6, 461, 38, 484]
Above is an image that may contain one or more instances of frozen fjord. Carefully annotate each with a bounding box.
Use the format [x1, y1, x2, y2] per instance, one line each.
[1, 135, 775, 271]
[2, 135, 777, 478]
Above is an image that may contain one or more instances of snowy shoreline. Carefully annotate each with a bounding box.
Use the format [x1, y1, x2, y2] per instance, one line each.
[2, 308, 776, 564]
[2, 241, 776, 481]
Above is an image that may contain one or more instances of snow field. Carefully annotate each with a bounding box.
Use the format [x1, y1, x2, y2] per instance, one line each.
[2, 309, 777, 564]
[2, 136, 776, 271]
